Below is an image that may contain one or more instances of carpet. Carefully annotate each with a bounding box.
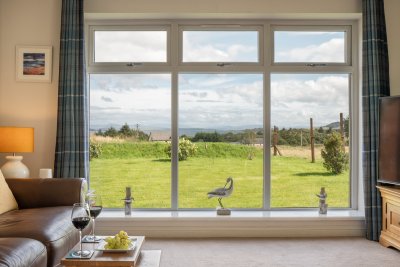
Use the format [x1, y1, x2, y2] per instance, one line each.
[143, 238, 399, 267]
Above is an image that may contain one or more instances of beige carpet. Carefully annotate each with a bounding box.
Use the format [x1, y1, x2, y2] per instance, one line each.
[143, 238, 400, 267]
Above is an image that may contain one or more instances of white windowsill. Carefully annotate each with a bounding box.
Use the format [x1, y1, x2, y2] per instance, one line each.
[96, 210, 365, 238]
[98, 209, 365, 220]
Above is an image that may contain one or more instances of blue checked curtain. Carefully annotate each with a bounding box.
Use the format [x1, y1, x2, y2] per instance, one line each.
[54, 0, 88, 179]
[362, 0, 390, 241]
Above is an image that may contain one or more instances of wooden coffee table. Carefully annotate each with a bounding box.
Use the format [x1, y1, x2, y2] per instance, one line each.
[61, 236, 160, 267]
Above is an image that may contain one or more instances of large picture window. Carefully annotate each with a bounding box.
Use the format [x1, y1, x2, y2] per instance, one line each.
[87, 21, 359, 210]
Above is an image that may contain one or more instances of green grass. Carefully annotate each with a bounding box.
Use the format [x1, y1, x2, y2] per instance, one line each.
[90, 141, 349, 209]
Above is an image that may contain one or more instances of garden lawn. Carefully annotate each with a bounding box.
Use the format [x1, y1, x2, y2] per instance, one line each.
[90, 144, 349, 208]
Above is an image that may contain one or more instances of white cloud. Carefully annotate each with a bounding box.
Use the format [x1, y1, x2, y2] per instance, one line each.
[179, 77, 263, 129]
[276, 38, 345, 62]
[182, 33, 257, 62]
[90, 73, 348, 131]
[271, 75, 349, 128]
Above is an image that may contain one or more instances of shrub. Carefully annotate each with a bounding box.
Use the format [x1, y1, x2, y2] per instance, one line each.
[321, 132, 348, 174]
[89, 141, 103, 161]
[165, 138, 197, 161]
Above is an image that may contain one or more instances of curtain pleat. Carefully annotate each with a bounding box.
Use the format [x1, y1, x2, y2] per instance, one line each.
[54, 0, 88, 180]
[362, 0, 390, 241]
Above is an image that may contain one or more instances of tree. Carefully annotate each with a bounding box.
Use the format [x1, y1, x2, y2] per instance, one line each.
[242, 130, 256, 145]
[119, 123, 132, 137]
[321, 132, 349, 174]
[95, 129, 104, 136]
[104, 127, 118, 137]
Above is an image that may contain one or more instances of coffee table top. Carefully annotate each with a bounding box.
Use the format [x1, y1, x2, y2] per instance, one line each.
[61, 236, 145, 267]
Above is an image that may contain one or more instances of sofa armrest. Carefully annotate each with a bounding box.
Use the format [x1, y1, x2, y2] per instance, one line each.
[5, 178, 87, 209]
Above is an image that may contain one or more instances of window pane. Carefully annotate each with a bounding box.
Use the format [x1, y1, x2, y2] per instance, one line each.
[179, 73, 263, 208]
[89, 74, 171, 208]
[274, 31, 346, 63]
[182, 31, 259, 62]
[94, 31, 167, 62]
[271, 74, 350, 208]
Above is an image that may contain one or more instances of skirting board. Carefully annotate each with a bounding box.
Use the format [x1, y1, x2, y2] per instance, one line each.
[95, 216, 365, 238]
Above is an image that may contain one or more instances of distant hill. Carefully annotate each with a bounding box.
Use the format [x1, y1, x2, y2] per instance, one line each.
[324, 121, 340, 129]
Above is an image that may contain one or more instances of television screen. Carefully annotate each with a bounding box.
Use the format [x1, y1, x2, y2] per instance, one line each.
[378, 96, 400, 185]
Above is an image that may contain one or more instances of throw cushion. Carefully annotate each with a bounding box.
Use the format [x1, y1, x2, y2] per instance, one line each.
[0, 170, 18, 214]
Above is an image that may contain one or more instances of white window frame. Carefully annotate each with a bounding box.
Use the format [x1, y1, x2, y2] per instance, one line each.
[86, 19, 359, 211]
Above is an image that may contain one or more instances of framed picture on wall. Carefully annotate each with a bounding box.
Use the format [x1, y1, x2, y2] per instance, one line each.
[16, 45, 52, 82]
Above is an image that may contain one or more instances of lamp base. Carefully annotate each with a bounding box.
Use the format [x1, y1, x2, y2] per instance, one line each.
[1, 156, 30, 178]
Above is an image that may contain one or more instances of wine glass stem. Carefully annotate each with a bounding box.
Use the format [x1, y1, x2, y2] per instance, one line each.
[92, 218, 96, 237]
[79, 230, 83, 256]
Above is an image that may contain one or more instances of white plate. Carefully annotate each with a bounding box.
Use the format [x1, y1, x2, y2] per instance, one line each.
[95, 238, 136, 253]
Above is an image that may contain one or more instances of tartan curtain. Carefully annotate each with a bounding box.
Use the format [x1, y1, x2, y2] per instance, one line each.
[362, 0, 390, 241]
[54, 0, 88, 179]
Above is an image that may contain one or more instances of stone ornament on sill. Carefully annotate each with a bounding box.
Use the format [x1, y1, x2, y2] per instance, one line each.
[207, 177, 234, 216]
[316, 187, 328, 214]
[123, 186, 134, 216]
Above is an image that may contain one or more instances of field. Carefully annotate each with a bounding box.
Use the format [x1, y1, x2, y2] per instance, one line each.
[90, 139, 349, 209]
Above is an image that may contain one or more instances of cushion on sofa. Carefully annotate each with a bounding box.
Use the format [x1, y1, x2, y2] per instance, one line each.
[0, 170, 18, 215]
[0, 206, 91, 267]
[0, 237, 47, 267]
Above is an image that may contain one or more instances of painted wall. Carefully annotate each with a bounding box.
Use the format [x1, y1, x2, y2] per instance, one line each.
[0, 0, 399, 178]
[0, 0, 61, 176]
[385, 0, 400, 95]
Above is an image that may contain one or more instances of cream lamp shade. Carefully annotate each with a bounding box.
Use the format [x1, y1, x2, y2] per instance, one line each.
[0, 127, 34, 178]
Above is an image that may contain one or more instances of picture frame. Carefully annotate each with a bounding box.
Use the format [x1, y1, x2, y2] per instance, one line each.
[16, 45, 52, 82]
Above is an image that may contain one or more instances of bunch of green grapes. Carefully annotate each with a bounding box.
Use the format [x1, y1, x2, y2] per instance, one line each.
[104, 230, 132, 249]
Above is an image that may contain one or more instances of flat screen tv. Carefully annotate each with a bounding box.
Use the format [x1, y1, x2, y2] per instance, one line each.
[378, 96, 400, 185]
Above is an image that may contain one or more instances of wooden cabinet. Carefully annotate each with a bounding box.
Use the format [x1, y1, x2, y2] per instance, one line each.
[377, 186, 400, 250]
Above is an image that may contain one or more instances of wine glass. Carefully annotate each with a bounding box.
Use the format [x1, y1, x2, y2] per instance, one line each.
[71, 203, 91, 258]
[86, 191, 103, 242]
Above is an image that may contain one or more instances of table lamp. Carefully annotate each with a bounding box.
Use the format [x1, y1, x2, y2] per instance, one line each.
[0, 127, 34, 178]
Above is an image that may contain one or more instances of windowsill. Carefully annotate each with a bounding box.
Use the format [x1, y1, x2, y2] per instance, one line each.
[98, 209, 365, 220]
[96, 209, 365, 237]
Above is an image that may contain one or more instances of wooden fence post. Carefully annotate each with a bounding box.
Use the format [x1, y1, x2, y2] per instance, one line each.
[273, 126, 282, 156]
[340, 112, 345, 152]
[310, 118, 315, 163]
[273, 126, 278, 156]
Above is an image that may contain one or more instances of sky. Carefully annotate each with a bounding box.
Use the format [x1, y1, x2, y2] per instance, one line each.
[90, 30, 348, 131]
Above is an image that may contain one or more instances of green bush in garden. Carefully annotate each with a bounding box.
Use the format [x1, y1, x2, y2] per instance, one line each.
[89, 141, 102, 161]
[165, 138, 198, 161]
[321, 132, 348, 174]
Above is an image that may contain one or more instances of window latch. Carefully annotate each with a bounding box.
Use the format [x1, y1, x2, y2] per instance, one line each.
[217, 63, 231, 67]
[306, 63, 327, 67]
[127, 62, 143, 67]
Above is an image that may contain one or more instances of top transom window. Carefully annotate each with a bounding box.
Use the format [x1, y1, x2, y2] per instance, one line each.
[182, 30, 259, 63]
[93, 30, 168, 63]
[273, 29, 348, 64]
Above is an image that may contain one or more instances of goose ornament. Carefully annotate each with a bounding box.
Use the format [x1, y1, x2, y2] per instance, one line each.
[207, 177, 233, 215]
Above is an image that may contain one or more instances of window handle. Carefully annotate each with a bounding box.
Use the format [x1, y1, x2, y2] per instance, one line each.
[127, 62, 143, 67]
[305, 63, 327, 67]
[217, 63, 232, 67]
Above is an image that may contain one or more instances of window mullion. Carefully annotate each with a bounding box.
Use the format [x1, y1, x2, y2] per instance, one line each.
[171, 23, 179, 210]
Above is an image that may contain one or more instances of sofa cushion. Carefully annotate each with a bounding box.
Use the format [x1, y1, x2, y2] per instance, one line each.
[0, 206, 91, 267]
[0, 170, 18, 215]
[0, 237, 47, 267]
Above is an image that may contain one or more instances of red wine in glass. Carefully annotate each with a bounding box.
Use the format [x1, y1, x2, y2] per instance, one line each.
[72, 217, 91, 230]
[89, 206, 102, 219]
[71, 203, 91, 258]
